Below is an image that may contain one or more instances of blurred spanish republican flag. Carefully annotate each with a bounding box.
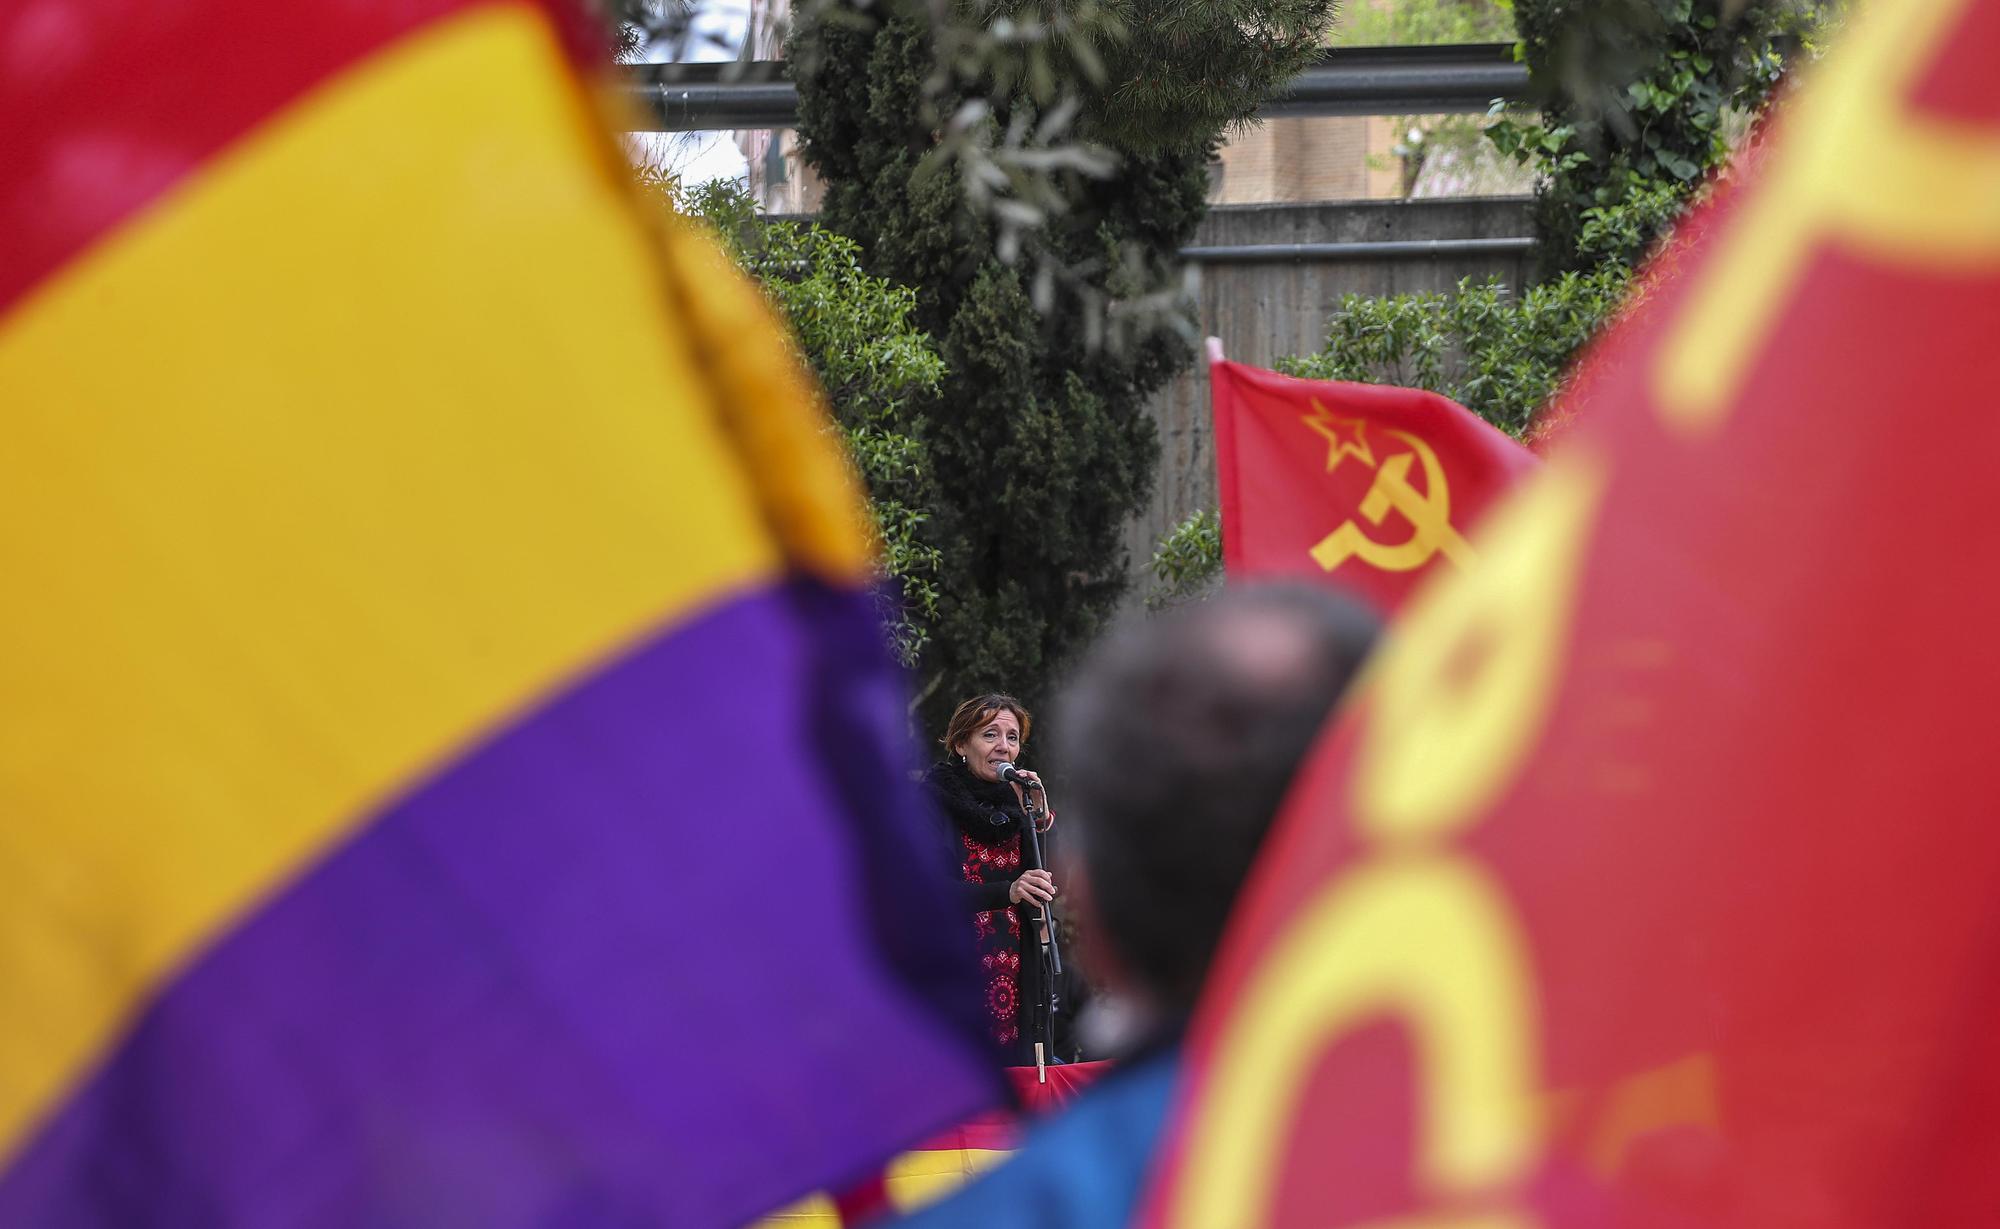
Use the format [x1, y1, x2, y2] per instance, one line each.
[1144, 0, 2000, 1224]
[758, 1064, 1107, 1226]
[0, 1, 1001, 1225]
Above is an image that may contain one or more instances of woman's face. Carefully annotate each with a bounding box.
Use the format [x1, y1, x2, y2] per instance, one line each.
[957, 709, 1022, 783]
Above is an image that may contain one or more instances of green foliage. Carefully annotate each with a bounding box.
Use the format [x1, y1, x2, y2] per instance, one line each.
[774, 0, 1335, 322]
[677, 179, 950, 425]
[597, 0, 694, 59]
[641, 172, 947, 667]
[1334, 0, 1514, 47]
[1274, 176, 1678, 435]
[1278, 266, 1633, 437]
[1291, 0, 1824, 426]
[1331, 2, 1523, 199]
[1087, 0, 1343, 151]
[1492, 0, 1830, 273]
[1147, 509, 1223, 609]
[1569, 177, 1687, 267]
[795, 2, 1268, 728]
[907, 1, 1338, 154]
[1148, 0, 1822, 584]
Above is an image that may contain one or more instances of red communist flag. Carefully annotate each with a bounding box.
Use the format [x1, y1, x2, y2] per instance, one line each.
[1210, 360, 1537, 612]
[1146, 0, 2000, 1225]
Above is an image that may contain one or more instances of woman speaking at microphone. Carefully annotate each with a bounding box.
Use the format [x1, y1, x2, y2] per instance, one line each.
[922, 694, 1057, 1063]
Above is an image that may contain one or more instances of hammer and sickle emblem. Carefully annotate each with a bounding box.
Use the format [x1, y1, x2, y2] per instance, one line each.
[1308, 418, 1475, 574]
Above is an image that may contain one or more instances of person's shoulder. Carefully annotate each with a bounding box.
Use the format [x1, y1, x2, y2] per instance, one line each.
[919, 760, 959, 808]
[891, 1051, 1181, 1229]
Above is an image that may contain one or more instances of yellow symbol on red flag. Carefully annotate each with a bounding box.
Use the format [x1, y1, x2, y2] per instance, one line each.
[1168, 457, 1606, 1229]
[1657, 0, 2000, 431]
[1303, 403, 1476, 575]
[1304, 402, 1377, 472]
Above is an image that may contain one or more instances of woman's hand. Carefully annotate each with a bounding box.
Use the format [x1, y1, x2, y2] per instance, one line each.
[1009, 770, 1055, 832]
[1008, 868, 1057, 907]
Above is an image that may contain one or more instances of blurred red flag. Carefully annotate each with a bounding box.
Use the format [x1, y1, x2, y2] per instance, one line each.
[1148, 0, 2000, 1224]
[1210, 361, 1537, 612]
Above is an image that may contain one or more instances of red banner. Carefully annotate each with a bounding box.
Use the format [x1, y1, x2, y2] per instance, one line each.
[1210, 362, 1538, 612]
[1147, 0, 2000, 1224]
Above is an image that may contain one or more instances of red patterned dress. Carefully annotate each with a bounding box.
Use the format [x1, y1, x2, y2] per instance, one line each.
[961, 828, 1024, 1046]
[923, 757, 1043, 1061]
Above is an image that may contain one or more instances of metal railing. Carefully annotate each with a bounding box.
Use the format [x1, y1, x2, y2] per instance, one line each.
[624, 43, 1529, 132]
[1180, 236, 1536, 264]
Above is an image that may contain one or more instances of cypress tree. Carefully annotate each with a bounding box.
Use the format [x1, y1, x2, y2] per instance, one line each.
[793, 3, 1330, 730]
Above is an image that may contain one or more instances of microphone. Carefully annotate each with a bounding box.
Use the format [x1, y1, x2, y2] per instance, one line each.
[995, 762, 1043, 790]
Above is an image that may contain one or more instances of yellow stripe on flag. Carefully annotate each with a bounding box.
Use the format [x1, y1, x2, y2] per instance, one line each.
[647, 197, 877, 584]
[0, 4, 826, 1162]
[886, 1145, 1014, 1210]
[750, 1147, 1014, 1226]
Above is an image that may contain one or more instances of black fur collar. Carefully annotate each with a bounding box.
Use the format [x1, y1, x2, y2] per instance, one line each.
[923, 756, 1025, 840]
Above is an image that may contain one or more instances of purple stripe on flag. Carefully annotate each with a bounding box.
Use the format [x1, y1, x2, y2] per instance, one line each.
[0, 579, 1001, 1228]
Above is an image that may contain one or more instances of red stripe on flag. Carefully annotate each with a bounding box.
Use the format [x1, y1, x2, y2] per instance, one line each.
[0, 0, 595, 316]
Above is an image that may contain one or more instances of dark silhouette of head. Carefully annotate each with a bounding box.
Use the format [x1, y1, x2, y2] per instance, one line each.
[1054, 583, 1379, 1016]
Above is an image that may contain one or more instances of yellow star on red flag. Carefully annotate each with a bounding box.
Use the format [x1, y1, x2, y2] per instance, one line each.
[1302, 399, 1374, 473]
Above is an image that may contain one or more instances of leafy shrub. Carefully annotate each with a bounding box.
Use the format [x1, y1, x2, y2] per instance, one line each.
[1493, 0, 1832, 273]
[1147, 509, 1223, 609]
[1278, 265, 1632, 438]
[644, 173, 947, 666]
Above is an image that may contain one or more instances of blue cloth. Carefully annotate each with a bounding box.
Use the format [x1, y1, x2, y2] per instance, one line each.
[892, 1048, 1181, 1228]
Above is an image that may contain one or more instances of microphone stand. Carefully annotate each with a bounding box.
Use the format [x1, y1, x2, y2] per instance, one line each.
[1019, 786, 1061, 1083]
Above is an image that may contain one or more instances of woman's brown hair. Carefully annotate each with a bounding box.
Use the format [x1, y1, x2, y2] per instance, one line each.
[940, 693, 1033, 757]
